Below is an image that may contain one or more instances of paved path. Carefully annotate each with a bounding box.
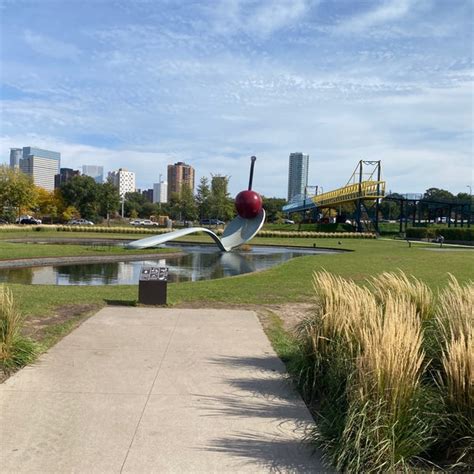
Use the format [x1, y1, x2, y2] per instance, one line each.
[0, 308, 324, 473]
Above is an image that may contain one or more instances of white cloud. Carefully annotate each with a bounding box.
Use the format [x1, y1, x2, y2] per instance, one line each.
[335, 0, 417, 34]
[23, 30, 81, 60]
[210, 0, 314, 36]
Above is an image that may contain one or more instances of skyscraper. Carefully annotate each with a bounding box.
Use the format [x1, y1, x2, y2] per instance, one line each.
[287, 152, 309, 202]
[82, 165, 104, 183]
[19, 147, 61, 191]
[108, 168, 135, 197]
[54, 168, 80, 189]
[153, 175, 168, 204]
[9, 148, 22, 168]
[167, 162, 195, 200]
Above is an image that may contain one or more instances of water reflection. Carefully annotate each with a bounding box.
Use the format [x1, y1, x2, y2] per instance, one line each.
[0, 245, 333, 286]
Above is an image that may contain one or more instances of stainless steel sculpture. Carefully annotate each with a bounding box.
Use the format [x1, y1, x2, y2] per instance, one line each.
[126, 157, 265, 252]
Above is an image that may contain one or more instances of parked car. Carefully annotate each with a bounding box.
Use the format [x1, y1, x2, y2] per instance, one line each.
[0, 218, 9, 225]
[19, 217, 41, 224]
[200, 219, 225, 226]
[141, 219, 159, 226]
[130, 219, 159, 226]
[283, 219, 295, 224]
[16, 215, 42, 224]
[68, 219, 94, 225]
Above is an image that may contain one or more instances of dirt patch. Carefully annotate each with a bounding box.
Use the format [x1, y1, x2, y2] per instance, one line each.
[22, 303, 102, 341]
[174, 300, 315, 333]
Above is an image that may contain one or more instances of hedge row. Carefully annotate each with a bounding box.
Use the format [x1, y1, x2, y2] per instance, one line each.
[406, 227, 474, 241]
[0, 224, 377, 239]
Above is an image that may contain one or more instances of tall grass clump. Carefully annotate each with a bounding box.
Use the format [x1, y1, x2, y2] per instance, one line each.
[0, 285, 37, 373]
[434, 276, 473, 467]
[296, 271, 378, 445]
[297, 271, 448, 472]
[335, 296, 434, 472]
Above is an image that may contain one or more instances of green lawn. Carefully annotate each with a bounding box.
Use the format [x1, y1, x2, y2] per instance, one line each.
[5, 234, 472, 319]
[0, 240, 178, 260]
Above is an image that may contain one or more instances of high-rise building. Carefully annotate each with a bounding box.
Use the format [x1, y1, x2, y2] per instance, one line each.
[211, 175, 229, 194]
[167, 162, 195, 200]
[19, 146, 61, 191]
[142, 189, 154, 203]
[82, 165, 104, 183]
[54, 168, 80, 189]
[153, 175, 168, 204]
[9, 148, 22, 168]
[108, 168, 135, 198]
[287, 152, 309, 202]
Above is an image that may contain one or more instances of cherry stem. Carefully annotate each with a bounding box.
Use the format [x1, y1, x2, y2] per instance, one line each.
[248, 156, 256, 190]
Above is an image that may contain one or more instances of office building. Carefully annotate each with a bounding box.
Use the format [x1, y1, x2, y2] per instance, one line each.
[54, 168, 80, 189]
[211, 175, 229, 194]
[19, 146, 61, 191]
[82, 165, 104, 183]
[9, 148, 22, 168]
[287, 152, 309, 202]
[167, 162, 194, 200]
[142, 189, 154, 202]
[108, 168, 135, 197]
[153, 176, 168, 204]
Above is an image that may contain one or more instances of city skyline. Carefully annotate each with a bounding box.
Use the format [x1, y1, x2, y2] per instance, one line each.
[0, 1, 472, 197]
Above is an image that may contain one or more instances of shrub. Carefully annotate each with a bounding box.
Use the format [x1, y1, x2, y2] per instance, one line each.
[0, 285, 37, 373]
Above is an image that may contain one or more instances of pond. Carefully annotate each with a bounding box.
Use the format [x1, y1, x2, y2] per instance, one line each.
[0, 244, 338, 286]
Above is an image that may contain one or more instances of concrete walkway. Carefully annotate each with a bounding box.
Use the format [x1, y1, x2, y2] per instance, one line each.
[0, 308, 324, 473]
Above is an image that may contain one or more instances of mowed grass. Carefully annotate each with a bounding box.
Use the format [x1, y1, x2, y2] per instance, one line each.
[5, 235, 473, 319]
[0, 240, 179, 260]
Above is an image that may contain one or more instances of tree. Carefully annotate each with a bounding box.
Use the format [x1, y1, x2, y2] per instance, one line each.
[99, 181, 121, 224]
[262, 197, 286, 222]
[179, 185, 198, 221]
[423, 188, 454, 201]
[34, 187, 58, 222]
[0, 165, 38, 219]
[124, 192, 147, 218]
[60, 175, 100, 220]
[196, 177, 211, 220]
[209, 176, 234, 221]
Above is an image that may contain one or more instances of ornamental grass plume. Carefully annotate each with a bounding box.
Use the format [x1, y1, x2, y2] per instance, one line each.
[334, 295, 433, 473]
[435, 275, 473, 465]
[370, 270, 434, 322]
[0, 285, 37, 372]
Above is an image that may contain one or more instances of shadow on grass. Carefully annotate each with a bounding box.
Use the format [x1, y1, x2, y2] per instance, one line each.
[104, 299, 137, 307]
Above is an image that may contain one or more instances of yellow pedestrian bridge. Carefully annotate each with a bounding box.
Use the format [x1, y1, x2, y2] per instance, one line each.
[312, 180, 386, 208]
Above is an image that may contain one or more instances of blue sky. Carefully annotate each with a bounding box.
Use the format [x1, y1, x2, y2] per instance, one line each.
[0, 0, 472, 197]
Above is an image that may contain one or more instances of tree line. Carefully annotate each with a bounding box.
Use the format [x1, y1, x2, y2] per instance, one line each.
[0, 166, 286, 223]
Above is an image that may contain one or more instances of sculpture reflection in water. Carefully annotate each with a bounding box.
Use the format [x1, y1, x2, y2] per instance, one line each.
[126, 156, 265, 252]
[0, 245, 325, 285]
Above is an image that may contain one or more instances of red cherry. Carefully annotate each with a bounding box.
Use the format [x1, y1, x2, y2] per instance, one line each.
[235, 190, 263, 219]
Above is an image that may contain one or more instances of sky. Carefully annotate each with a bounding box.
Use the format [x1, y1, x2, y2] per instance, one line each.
[0, 0, 472, 198]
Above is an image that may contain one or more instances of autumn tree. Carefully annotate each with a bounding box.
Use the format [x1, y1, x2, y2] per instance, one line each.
[0, 165, 38, 220]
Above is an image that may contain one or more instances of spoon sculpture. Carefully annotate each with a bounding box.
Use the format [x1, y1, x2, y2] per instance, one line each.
[126, 156, 265, 251]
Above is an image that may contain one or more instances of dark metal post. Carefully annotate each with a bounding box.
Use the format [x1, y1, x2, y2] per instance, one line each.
[374, 161, 381, 232]
[399, 199, 404, 233]
[448, 204, 452, 228]
[356, 160, 363, 232]
[248, 156, 257, 190]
